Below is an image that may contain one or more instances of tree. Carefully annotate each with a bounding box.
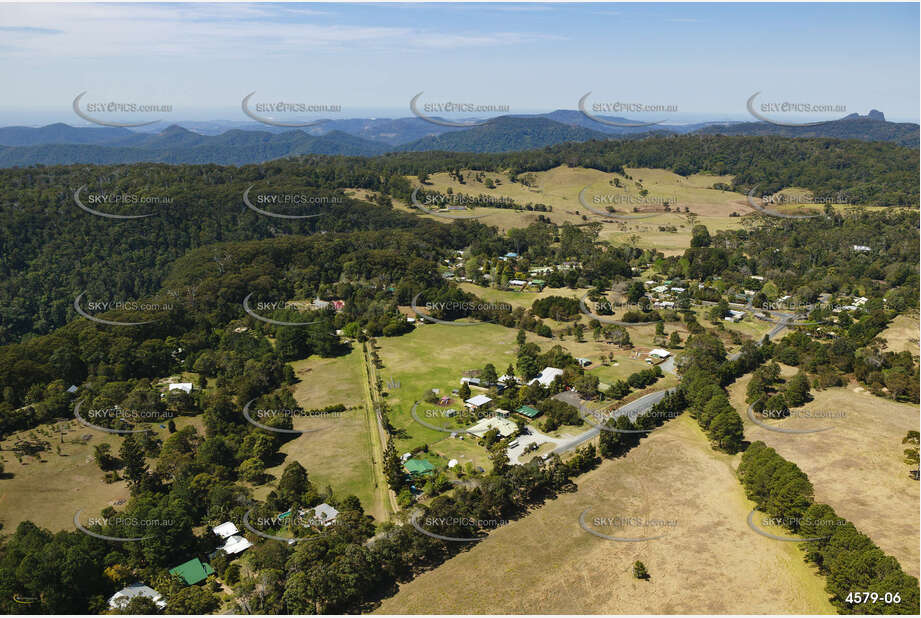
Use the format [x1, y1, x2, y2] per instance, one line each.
[785, 372, 811, 407]
[239, 457, 266, 483]
[458, 382, 471, 400]
[668, 331, 681, 347]
[382, 437, 403, 491]
[94, 442, 118, 471]
[690, 224, 711, 247]
[119, 434, 148, 486]
[481, 363, 498, 385]
[165, 585, 219, 614]
[633, 560, 650, 580]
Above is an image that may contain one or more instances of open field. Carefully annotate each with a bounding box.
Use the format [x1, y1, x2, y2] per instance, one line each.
[255, 349, 380, 517]
[879, 312, 920, 356]
[289, 348, 366, 410]
[0, 411, 205, 533]
[375, 322, 522, 455]
[387, 166, 759, 255]
[727, 377, 920, 577]
[375, 414, 834, 614]
[0, 420, 131, 532]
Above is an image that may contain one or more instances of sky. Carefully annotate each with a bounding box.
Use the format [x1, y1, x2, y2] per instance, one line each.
[0, 2, 918, 125]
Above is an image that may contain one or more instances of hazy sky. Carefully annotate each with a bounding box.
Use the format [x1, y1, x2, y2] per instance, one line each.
[1, 2, 918, 124]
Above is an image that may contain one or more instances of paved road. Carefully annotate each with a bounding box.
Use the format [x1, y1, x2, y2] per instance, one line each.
[548, 313, 793, 457]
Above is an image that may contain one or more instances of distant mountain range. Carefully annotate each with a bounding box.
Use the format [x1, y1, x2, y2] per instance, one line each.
[0, 109, 915, 167]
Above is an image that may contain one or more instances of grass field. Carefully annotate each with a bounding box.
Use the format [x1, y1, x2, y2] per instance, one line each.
[374, 322, 522, 456]
[375, 414, 835, 614]
[878, 312, 920, 356]
[387, 166, 759, 255]
[0, 413, 202, 533]
[254, 348, 381, 518]
[727, 376, 920, 577]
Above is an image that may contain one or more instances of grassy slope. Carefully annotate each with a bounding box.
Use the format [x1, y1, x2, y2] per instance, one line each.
[375, 414, 835, 614]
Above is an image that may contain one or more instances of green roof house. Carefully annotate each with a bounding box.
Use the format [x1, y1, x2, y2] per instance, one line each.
[169, 558, 214, 585]
[404, 458, 435, 476]
[516, 405, 542, 419]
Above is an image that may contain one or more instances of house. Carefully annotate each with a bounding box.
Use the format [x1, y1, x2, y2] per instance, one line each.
[494, 408, 511, 418]
[169, 558, 214, 585]
[505, 252, 519, 258]
[530, 279, 546, 288]
[653, 300, 675, 309]
[467, 416, 517, 438]
[313, 503, 339, 527]
[750, 275, 765, 281]
[852, 245, 871, 252]
[460, 377, 481, 386]
[853, 296, 868, 306]
[220, 535, 253, 555]
[465, 394, 492, 410]
[213, 521, 239, 539]
[515, 405, 542, 420]
[576, 358, 592, 367]
[108, 583, 166, 610]
[648, 349, 670, 360]
[669, 287, 686, 293]
[508, 279, 527, 286]
[724, 310, 745, 322]
[651, 285, 668, 294]
[447, 459, 459, 468]
[66, 384, 79, 394]
[168, 382, 193, 394]
[529, 367, 564, 387]
[498, 374, 519, 385]
[404, 458, 435, 476]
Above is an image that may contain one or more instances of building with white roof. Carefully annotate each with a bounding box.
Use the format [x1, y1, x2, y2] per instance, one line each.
[465, 394, 492, 409]
[467, 416, 517, 438]
[648, 349, 670, 359]
[108, 583, 166, 610]
[213, 521, 239, 538]
[168, 382, 193, 394]
[528, 367, 564, 387]
[220, 535, 253, 555]
[313, 503, 339, 527]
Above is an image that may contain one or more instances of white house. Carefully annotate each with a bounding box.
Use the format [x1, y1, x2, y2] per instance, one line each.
[465, 394, 492, 410]
[213, 521, 239, 539]
[168, 382, 193, 394]
[724, 310, 745, 322]
[508, 279, 528, 286]
[108, 583, 166, 610]
[852, 245, 871, 252]
[220, 534, 253, 555]
[648, 349, 670, 359]
[529, 367, 564, 387]
[313, 503, 339, 527]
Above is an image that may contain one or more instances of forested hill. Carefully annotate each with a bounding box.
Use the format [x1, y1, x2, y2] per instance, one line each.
[0, 135, 917, 343]
[698, 115, 920, 148]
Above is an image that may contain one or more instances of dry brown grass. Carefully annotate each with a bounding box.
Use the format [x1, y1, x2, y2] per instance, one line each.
[879, 313, 920, 357]
[728, 377, 920, 577]
[375, 415, 834, 614]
